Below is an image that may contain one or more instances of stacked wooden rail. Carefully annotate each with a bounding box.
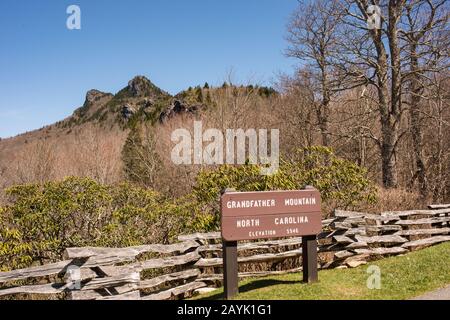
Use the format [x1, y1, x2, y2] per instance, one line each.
[0, 204, 449, 300]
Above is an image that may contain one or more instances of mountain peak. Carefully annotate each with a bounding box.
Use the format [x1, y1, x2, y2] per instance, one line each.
[126, 75, 167, 98]
[85, 89, 111, 105]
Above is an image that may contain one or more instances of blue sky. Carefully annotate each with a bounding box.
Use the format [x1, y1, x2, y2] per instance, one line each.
[0, 0, 299, 138]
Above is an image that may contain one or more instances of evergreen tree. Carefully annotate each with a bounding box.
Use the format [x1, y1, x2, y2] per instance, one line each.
[122, 126, 146, 184]
[205, 91, 212, 104]
[196, 87, 203, 102]
[122, 125, 163, 188]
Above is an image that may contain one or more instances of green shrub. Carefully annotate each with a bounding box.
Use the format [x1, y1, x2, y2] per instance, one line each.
[0, 147, 376, 271]
[285, 146, 377, 211]
[0, 177, 190, 271]
[192, 147, 377, 229]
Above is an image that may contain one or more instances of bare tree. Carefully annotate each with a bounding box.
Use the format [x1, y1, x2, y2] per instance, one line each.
[400, 0, 449, 197]
[295, 0, 449, 192]
[277, 69, 319, 153]
[14, 140, 56, 184]
[69, 126, 123, 184]
[286, 0, 345, 147]
[426, 73, 450, 201]
[331, 0, 410, 188]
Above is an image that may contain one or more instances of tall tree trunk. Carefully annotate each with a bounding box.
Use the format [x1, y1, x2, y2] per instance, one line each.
[379, 69, 399, 189]
[317, 97, 331, 147]
[373, 20, 399, 189]
[317, 58, 331, 147]
[377, 0, 404, 189]
[409, 43, 428, 198]
[380, 114, 399, 188]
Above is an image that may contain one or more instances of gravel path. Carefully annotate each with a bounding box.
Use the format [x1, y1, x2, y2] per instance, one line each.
[411, 285, 450, 300]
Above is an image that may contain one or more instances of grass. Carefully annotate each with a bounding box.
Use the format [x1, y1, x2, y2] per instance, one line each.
[194, 242, 450, 300]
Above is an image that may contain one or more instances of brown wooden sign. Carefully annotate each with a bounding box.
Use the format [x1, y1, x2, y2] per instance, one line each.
[221, 189, 322, 241]
[220, 187, 322, 299]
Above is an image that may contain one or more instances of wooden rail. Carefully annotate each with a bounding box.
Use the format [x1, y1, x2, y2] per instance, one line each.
[0, 204, 449, 300]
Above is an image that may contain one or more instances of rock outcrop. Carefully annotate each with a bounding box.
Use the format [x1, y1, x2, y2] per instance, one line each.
[84, 89, 112, 106]
[159, 100, 205, 123]
[73, 89, 112, 119]
[121, 104, 137, 120]
[141, 98, 155, 116]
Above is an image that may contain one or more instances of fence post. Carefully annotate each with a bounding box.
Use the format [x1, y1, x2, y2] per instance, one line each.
[221, 188, 239, 299]
[302, 185, 319, 283]
[302, 235, 318, 283]
[223, 240, 239, 299]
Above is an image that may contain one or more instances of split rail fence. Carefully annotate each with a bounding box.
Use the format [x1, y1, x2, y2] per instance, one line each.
[0, 204, 449, 300]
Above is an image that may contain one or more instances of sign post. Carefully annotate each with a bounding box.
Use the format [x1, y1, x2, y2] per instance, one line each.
[302, 235, 318, 283]
[221, 187, 322, 299]
[222, 240, 238, 300]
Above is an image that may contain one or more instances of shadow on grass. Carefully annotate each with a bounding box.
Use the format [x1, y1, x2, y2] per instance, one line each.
[197, 279, 300, 300]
